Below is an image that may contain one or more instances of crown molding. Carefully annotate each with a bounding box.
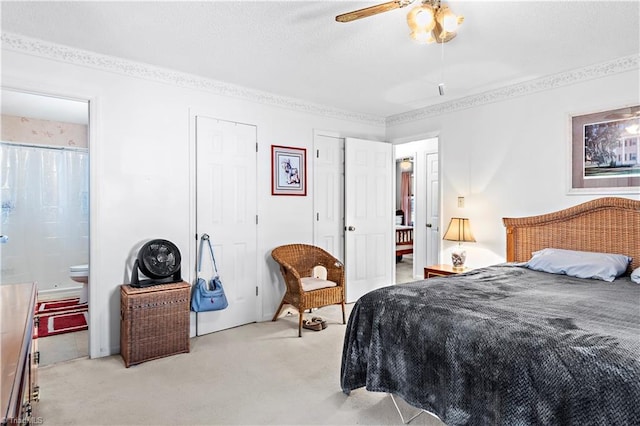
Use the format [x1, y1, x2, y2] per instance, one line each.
[4, 32, 637, 129]
[386, 54, 640, 126]
[1, 32, 386, 126]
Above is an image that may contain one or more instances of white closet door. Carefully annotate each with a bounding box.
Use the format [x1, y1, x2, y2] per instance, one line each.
[426, 152, 440, 266]
[313, 133, 344, 260]
[195, 116, 257, 335]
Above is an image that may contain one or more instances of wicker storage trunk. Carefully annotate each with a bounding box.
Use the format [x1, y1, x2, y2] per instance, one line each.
[120, 281, 191, 367]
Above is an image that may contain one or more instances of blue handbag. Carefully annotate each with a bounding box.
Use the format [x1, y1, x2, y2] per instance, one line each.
[191, 234, 229, 312]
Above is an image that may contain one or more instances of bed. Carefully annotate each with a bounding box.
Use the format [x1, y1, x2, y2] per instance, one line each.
[341, 197, 640, 425]
[396, 225, 413, 261]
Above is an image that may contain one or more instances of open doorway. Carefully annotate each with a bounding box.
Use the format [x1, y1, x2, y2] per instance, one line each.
[1, 88, 90, 365]
[394, 137, 439, 284]
[395, 156, 415, 283]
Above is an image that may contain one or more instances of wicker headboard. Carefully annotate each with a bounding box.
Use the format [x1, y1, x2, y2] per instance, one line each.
[503, 197, 640, 272]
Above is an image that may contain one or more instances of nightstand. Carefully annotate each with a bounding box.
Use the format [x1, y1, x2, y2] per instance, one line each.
[424, 264, 470, 279]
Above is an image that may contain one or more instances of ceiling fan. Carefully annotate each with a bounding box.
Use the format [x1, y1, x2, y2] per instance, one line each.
[336, 0, 464, 44]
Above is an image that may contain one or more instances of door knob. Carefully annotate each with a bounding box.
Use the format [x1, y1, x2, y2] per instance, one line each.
[346, 226, 356, 231]
[426, 223, 432, 228]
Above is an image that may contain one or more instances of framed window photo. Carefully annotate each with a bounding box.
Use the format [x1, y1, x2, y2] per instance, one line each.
[570, 105, 640, 194]
[271, 145, 307, 196]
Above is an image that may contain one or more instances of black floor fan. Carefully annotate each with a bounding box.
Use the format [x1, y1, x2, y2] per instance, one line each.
[130, 239, 182, 288]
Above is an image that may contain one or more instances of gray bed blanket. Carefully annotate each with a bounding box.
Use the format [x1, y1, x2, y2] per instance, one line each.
[340, 265, 640, 425]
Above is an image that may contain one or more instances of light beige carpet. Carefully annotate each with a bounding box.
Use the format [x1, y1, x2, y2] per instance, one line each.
[35, 304, 444, 425]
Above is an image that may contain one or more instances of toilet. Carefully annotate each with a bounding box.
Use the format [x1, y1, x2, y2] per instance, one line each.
[69, 264, 89, 304]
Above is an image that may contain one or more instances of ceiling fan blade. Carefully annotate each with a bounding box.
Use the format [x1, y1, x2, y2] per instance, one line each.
[336, 1, 412, 23]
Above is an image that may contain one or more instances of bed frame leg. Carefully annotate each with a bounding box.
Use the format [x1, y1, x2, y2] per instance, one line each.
[389, 394, 427, 424]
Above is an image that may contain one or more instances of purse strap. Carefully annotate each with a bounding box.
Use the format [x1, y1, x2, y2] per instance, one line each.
[197, 233, 219, 277]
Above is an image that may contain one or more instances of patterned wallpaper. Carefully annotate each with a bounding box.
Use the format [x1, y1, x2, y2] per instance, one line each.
[1, 114, 88, 148]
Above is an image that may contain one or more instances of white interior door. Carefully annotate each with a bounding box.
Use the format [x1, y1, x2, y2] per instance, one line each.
[411, 152, 423, 281]
[426, 152, 440, 266]
[195, 116, 257, 335]
[313, 132, 344, 260]
[344, 137, 393, 302]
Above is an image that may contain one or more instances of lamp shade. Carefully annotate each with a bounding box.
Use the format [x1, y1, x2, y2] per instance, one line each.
[443, 218, 476, 243]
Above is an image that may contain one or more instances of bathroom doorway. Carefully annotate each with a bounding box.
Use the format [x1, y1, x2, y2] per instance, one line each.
[1, 88, 90, 365]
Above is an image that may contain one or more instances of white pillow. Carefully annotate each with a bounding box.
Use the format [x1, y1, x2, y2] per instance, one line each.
[631, 267, 640, 284]
[525, 248, 631, 282]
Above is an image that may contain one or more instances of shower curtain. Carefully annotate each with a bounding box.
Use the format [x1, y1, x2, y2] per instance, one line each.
[1, 143, 89, 289]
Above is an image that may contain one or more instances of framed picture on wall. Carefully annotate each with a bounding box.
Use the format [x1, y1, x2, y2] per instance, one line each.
[569, 105, 640, 194]
[271, 145, 307, 196]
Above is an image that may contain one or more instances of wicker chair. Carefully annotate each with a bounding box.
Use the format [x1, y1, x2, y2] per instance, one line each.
[271, 244, 346, 337]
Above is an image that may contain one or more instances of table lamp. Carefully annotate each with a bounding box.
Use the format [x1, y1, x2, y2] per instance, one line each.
[443, 217, 476, 269]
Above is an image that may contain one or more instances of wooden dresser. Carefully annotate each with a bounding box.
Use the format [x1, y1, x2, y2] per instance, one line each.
[1, 283, 39, 426]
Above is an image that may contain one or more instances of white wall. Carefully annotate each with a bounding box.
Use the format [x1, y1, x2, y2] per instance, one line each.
[2, 48, 384, 357]
[387, 69, 640, 269]
[4, 38, 638, 358]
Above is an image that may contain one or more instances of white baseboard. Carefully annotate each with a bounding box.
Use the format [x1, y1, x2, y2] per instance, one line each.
[38, 286, 82, 301]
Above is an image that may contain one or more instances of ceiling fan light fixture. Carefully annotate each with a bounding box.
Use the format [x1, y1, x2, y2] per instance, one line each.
[433, 19, 458, 43]
[336, 0, 463, 45]
[410, 29, 435, 44]
[407, 4, 435, 32]
[406, 2, 463, 44]
[437, 6, 462, 33]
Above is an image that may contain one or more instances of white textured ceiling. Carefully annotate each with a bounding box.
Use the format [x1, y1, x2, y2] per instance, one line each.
[2, 1, 639, 119]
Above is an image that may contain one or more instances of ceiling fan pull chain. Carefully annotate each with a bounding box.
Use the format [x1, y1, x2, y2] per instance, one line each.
[439, 38, 445, 96]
